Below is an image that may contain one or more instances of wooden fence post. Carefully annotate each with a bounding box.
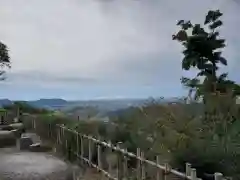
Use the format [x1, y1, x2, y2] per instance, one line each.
[32, 118, 34, 130]
[56, 126, 58, 145]
[56, 126, 60, 146]
[97, 143, 102, 170]
[116, 143, 123, 180]
[50, 123, 52, 138]
[191, 168, 197, 180]
[107, 140, 113, 177]
[141, 151, 146, 180]
[214, 173, 223, 180]
[62, 126, 65, 138]
[58, 126, 60, 144]
[76, 133, 79, 159]
[156, 156, 164, 180]
[186, 163, 191, 177]
[80, 135, 84, 166]
[164, 163, 172, 180]
[66, 131, 70, 160]
[88, 138, 92, 166]
[164, 163, 168, 180]
[64, 128, 68, 158]
[137, 148, 141, 180]
[123, 148, 128, 180]
[33, 118, 36, 130]
[60, 126, 63, 144]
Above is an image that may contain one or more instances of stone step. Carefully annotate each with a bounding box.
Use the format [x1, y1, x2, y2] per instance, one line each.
[19, 136, 33, 150]
[21, 133, 41, 144]
[19, 132, 42, 151]
[9, 123, 24, 130]
[0, 125, 14, 131]
[29, 142, 52, 152]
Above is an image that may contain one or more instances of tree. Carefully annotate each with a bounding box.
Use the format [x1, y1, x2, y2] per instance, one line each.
[0, 41, 10, 80]
[3, 101, 50, 114]
[172, 10, 239, 101]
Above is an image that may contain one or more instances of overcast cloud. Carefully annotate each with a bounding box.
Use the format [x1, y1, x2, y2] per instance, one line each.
[0, 0, 239, 100]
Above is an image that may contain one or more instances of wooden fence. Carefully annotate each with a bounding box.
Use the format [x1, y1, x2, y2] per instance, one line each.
[25, 115, 226, 180]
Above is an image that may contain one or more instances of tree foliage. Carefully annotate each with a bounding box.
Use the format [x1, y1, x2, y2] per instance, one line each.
[0, 41, 10, 80]
[172, 10, 240, 179]
[3, 101, 50, 114]
[173, 10, 240, 100]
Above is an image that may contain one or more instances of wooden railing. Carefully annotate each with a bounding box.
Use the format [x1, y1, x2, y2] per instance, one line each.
[43, 123, 223, 180]
[24, 114, 226, 180]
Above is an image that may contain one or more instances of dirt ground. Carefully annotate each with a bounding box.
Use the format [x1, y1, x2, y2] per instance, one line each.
[0, 144, 72, 180]
[0, 139, 104, 180]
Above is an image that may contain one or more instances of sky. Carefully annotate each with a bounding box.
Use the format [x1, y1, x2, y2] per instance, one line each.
[0, 0, 239, 100]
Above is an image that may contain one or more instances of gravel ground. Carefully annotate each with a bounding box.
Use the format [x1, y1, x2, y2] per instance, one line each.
[0, 150, 74, 180]
[0, 134, 104, 180]
[0, 136, 77, 180]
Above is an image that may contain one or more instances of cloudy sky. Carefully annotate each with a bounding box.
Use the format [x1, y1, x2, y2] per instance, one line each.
[0, 0, 239, 100]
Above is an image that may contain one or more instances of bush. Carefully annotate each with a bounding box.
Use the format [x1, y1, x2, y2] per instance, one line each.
[104, 102, 240, 179]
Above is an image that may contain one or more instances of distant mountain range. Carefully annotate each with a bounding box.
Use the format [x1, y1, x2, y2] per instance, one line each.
[0, 97, 186, 111]
[27, 99, 68, 109]
[0, 99, 13, 107]
[0, 97, 189, 122]
[0, 98, 66, 109]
